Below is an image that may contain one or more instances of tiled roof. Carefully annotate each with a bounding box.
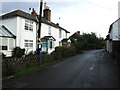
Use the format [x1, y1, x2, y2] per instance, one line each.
[69, 32, 80, 39]
[0, 25, 16, 38]
[1, 10, 37, 22]
[1, 9, 70, 33]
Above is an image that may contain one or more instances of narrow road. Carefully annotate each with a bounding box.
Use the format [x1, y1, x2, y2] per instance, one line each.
[3, 49, 120, 88]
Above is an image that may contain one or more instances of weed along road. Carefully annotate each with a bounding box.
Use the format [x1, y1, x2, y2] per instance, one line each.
[3, 49, 120, 88]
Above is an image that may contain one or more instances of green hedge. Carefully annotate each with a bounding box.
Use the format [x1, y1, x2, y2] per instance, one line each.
[48, 46, 76, 62]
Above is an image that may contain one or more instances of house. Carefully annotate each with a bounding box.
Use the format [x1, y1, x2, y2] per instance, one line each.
[0, 9, 38, 56]
[40, 6, 70, 53]
[106, 18, 120, 58]
[0, 25, 16, 57]
[69, 31, 80, 41]
[0, 4, 70, 56]
[61, 38, 71, 46]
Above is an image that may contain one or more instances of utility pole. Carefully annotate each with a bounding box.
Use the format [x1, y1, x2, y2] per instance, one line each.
[37, 0, 43, 53]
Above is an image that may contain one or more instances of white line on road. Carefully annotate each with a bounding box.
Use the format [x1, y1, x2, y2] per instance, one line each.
[89, 64, 95, 71]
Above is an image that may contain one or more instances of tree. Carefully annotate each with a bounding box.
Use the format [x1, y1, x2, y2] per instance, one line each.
[71, 32, 105, 51]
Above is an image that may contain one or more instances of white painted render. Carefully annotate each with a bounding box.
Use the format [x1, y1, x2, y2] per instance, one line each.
[1, 17, 17, 35]
[110, 20, 120, 41]
[16, 17, 37, 53]
[1, 12, 69, 56]
[1, 16, 37, 54]
[41, 22, 69, 54]
[107, 19, 120, 54]
[0, 37, 15, 57]
[106, 40, 112, 53]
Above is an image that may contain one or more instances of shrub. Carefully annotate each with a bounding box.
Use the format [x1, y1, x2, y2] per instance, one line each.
[12, 47, 25, 58]
[1, 53, 6, 60]
[54, 46, 76, 59]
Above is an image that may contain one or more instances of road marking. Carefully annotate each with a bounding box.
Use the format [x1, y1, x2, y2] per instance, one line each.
[7, 76, 14, 79]
[17, 83, 27, 88]
[89, 64, 95, 71]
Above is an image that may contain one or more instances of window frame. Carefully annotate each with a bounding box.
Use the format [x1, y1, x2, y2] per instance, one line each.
[25, 20, 33, 31]
[24, 39, 33, 48]
[48, 26, 51, 35]
[59, 29, 62, 38]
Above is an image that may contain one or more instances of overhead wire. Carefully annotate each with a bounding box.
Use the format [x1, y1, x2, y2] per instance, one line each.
[84, 0, 118, 10]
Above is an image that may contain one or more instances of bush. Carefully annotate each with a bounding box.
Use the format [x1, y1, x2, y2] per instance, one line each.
[1, 53, 6, 60]
[12, 47, 25, 58]
[54, 46, 76, 59]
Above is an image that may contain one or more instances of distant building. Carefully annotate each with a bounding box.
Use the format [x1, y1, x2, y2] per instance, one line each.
[0, 6, 70, 56]
[105, 34, 111, 53]
[69, 31, 80, 41]
[61, 38, 71, 46]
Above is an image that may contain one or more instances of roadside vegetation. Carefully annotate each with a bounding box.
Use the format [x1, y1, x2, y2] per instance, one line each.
[71, 32, 105, 51]
[2, 32, 105, 79]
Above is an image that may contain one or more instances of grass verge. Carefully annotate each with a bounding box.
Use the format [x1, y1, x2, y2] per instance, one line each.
[6, 59, 63, 79]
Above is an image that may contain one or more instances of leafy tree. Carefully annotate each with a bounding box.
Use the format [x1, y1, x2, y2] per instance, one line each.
[71, 32, 105, 51]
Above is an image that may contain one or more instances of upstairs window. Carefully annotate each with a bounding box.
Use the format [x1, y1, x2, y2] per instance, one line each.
[48, 26, 51, 35]
[59, 29, 62, 38]
[25, 20, 33, 31]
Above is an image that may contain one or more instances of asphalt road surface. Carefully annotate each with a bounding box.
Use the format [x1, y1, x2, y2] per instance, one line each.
[3, 49, 120, 88]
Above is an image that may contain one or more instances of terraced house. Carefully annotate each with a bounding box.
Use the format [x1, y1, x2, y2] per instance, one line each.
[106, 18, 120, 59]
[0, 6, 70, 57]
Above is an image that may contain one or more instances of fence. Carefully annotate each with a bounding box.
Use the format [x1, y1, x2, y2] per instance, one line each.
[2, 46, 78, 77]
[112, 41, 120, 66]
[2, 55, 44, 77]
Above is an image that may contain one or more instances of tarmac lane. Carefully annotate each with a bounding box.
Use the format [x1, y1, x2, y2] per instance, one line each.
[2, 49, 120, 88]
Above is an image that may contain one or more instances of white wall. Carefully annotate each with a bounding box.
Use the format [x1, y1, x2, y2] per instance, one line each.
[106, 40, 112, 53]
[17, 17, 37, 53]
[1, 16, 37, 54]
[0, 37, 15, 57]
[110, 20, 119, 41]
[41, 23, 68, 53]
[1, 17, 17, 35]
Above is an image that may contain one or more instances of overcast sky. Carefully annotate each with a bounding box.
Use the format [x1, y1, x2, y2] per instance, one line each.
[1, 0, 120, 38]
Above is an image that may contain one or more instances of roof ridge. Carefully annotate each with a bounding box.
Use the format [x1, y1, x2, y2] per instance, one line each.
[1, 9, 70, 33]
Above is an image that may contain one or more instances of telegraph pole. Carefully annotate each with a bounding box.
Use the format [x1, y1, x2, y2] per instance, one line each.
[37, 0, 43, 53]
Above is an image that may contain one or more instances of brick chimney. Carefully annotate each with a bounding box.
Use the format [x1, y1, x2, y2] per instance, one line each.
[31, 8, 37, 16]
[43, 3, 51, 21]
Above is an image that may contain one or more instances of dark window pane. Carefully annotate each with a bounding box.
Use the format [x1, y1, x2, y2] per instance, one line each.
[2, 46, 7, 50]
[50, 41, 52, 49]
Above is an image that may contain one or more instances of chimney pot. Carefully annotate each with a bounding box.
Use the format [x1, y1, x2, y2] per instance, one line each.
[31, 8, 37, 16]
[56, 23, 59, 26]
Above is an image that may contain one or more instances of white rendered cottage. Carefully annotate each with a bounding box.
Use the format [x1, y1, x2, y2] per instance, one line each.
[0, 7, 70, 56]
[40, 7, 70, 53]
[106, 18, 120, 56]
[0, 10, 37, 55]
